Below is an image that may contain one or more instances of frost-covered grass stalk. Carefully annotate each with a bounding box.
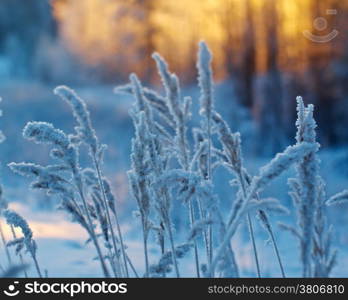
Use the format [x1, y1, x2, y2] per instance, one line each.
[128, 74, 181, 277]
[128, 111, 151, 277]
[83, 168, 122, 277]
[211, 112, 261, 277]
[9, 224, 28, 278]
[0, 189, 28, 277]
[54, 86, 129, 277]
[197, 42, 261, 278]
[197, 41, 214, 266]
[312, 179, 337, 277]
[288, 97, 319, 277]
[212, 112, 285, 277]
[283, 97, 338, 278]
[152, 52, 200, 277]
[208, 141, 316, 276]
[3, 210, 42, 277]
[192, 130, 211, 265]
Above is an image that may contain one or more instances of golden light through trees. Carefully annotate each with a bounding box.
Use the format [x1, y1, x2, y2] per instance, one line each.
[52, 0, 347, 82]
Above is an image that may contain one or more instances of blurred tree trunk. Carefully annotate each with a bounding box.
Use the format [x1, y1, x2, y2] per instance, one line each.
[221, 0, 256, 108]
[240, 0, 256, 108]
[253, 0, 284, 155]
[221, 0, 240, 82]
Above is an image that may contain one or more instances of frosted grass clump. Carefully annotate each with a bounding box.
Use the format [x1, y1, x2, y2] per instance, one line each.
[10, 97, 113, 277]
[9, 84, 139, 278]
[289, 97, 320, 277]
[128, 73, 181, 277]
[53, 87, 127, 277]
[2, 41, 342, 278]
[113, 41, 330, 278]
[209, 141, 315, 276]
[280, 97, 338, 278]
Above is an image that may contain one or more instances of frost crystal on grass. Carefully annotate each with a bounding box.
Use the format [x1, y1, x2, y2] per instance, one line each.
[213, 112, 242, 173]
[327, 190, 348, 206]
[252, 142, 317, 192]
[289, 97, 320, 277]
[197, 41, 214, 118]
[54, 86, 98, 154]
[283, 96, 337, 278]
[23, 121, 70, 149]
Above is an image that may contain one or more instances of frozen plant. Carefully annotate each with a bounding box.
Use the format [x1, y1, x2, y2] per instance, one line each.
[3, 40, 344, 278]
[3, 210, 42, 277]
[118, 41, 309, 278]
[286, 97, 320, 277]
[128, 73, 181, 277]
[0, 187, 28, 278]
[119, 43, 240, 278]
[9, 120, 111, 277]
[9, 86, 141, 277]
[54, 86, 130, 277]
[115, 41, 315, 279]
[197, 42, 214, 267]
[82, 168, 123, 277]
[152, 52, 200, 277]
[312, 179, 337, 277]
[282, 97, 337, 277]
[212, 111, 285, 277]
[128, 111, 151, 277]
[209, 141, 317, 277]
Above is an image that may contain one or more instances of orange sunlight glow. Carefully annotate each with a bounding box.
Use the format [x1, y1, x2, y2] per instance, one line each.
[52, 0, 345, 79]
